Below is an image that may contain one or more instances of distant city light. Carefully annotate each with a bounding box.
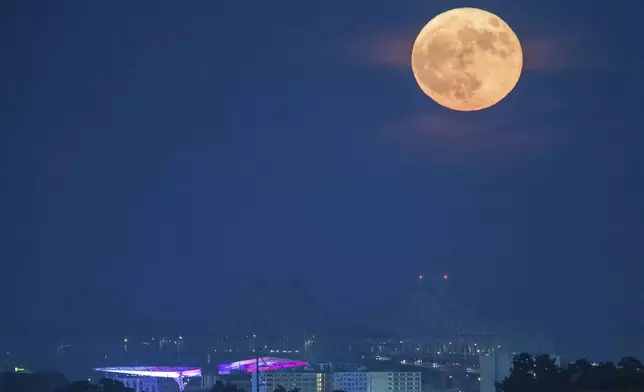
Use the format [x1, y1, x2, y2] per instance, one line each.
[419, 274, 424, 280]
[443, 274, 448, 280]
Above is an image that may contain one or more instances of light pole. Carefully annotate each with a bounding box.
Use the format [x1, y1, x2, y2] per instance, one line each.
[255, 345, 272, 392]
[256, 352, 260, 392]
[255, 334, 263, 392]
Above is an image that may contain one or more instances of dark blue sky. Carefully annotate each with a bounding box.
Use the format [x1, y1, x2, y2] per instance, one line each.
[1, 0, 643, 359]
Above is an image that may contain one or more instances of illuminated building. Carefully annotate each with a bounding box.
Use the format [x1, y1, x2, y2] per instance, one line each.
[218, 357, 308, 374]
[218, 357, 420, 392]
[252, 372, 328, 392]
[94, 366, 201, 392]
[333, 372, 421, 392]
[219, 357, 311, 392]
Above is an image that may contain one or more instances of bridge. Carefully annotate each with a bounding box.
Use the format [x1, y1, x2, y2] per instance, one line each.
[374, 274, 500, 360]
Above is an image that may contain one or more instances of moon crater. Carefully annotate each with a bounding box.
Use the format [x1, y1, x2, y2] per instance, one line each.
[411, 8, 523, 111]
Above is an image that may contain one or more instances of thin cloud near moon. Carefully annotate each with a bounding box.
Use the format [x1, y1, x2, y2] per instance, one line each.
[381, 111, 551, 163]
[379, 92, 618, 163]
[343, 28, 589, 72]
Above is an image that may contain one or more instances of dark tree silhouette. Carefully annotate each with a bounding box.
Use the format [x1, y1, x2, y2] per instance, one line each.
[533, 354, 564, 392]
[211, 380, 227, 392]
[210, 381, 244, 392]
[224, 381, 243, 392]
[567, 359, 594, 391]
[274, 385, 287, 392]
[498, 353, 644, 392]
[66, 381, 100, 392]
[64, 378, 133, 392]
[99, 378, 134, 392]
[617, 356, 644, 391]
[5, 372, 69, 392]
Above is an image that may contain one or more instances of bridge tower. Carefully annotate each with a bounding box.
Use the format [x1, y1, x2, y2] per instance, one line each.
[409, 273, 497, 358]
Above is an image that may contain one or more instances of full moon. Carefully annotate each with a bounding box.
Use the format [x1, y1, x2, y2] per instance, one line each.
[411, 8, 523, 111]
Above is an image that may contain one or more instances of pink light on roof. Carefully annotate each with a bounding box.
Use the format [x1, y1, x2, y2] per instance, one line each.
[94, 366, 201, 379]
[218, 357, 308, 374]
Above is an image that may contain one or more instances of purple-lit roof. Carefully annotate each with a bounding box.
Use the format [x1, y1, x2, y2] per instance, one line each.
[94, 366, 201, 379]
[218, 357, 308, 374]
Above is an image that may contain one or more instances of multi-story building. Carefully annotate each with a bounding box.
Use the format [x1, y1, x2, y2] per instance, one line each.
[313, 363, 362, 373]
[332, 372, 367, 392]
[252, 371, 421, 392]
[253, 372, 328, 392]
[333, 372, 421, 392]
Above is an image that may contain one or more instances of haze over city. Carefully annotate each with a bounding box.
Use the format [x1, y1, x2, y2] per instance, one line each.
[1, 0, 644, 391]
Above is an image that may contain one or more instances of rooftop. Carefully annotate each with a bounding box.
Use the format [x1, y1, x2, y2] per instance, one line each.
[94, 366, 202, 378]
[218, 357, 308, 374]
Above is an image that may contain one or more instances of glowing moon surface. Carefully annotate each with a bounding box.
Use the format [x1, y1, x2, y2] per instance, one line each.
[411, 8, 523, 111]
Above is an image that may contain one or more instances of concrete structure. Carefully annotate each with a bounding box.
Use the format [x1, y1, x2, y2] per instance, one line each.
[201, 372, 218, 390]
[252, 372, 327, 392]
[333, 372, 421, 392]
[312, 362, 362, 373]
[332, 372, 367, 392]
[479, 351, 511, 392]
[250, 371, 421, 392]
[117, 377, 162, 392]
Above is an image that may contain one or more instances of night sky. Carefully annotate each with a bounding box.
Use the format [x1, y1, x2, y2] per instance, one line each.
[2, 0, 643, 360]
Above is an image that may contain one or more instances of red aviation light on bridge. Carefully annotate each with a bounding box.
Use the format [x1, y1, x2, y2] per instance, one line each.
[443, 274, 448, 280]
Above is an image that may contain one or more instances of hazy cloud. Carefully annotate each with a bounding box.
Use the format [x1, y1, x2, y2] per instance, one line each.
[342, 30, 415, 69]
[342, 28, 595, 72]
[381, 110, 550, 164]
[521, 33, 594, 71]
[378, 91, 620, 164]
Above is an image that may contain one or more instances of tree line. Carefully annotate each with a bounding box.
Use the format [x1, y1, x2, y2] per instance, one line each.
[498, 353, 644, 392]
[63, 378, 134, 392]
